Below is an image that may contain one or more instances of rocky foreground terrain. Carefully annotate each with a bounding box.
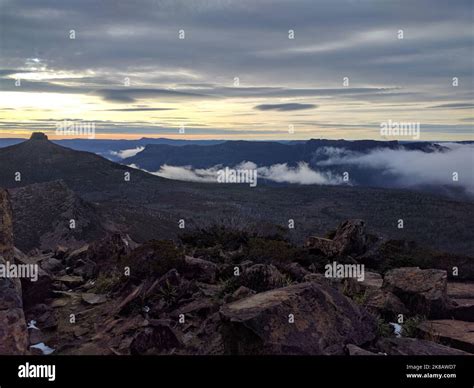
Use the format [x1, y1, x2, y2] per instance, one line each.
[0, 187, 472, 356]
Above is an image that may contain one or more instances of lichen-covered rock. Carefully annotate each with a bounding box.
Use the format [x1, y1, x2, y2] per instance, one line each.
[220, 281, 377, 355]
[383, 267, 449, 318]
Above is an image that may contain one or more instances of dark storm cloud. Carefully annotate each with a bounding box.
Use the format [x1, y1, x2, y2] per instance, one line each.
[254, 103, 317, 111]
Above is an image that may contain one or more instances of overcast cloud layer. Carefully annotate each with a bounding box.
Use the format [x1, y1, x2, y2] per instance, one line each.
[0, 0, 472, 139]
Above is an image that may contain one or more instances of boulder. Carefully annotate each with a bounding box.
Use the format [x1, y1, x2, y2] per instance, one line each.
[306, 219, 368, 257]
[417, 320, 474, 353]
[448, 299, 474, 322]
[447, 282, 474, 299]
[376, 337, 470, 355]
[130, 320, 181, 355]
[183, 256, 217, 283]
[447, 282, 474, 321]
[116, 283, 145, 315]
[240, 264, 288, 292]
[173, 298, 217, 318]
[71, 258, 96, 279]
[363, 288, 407, 320]
[41, 257, 63, 273]
[281, 262, 310, 281]
[55, 274, 84, 287]
[220, 281, 377, 355]
[383, 267, 448, 318]
[346, 344, 377, 355]
[54, 245, 69, 261]
[231, 286, 256, 301]
[64, 245, 89, 266]
[82, 293, 107, 305]
[343, 271, 383, 296]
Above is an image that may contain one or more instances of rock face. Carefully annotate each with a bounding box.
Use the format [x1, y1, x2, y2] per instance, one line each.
[220, 281, 377, 355]
[383, 267, 449, 318]
[0, 189, 13, 257]
[447, 282, 474, 322]
[29, 132, 48, 141]
[305, 219, 368, 257]
[417, 320, 474, 353]
[0, 188, 28, 354]
[10, 180, 107, 252]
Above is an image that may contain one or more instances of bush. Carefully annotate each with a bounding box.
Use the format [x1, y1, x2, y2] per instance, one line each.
[93, 271, 123, 293]
[180, 225, 251, 250]
[123, 240, 184, 279]
[244, 237, 298, 264]
[402, 315, 425, 338]
[376, 317, 392, 338]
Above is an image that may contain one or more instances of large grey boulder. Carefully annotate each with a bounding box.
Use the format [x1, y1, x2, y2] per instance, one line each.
[383, 267, 449, 318]
[220, 281, 377, 355]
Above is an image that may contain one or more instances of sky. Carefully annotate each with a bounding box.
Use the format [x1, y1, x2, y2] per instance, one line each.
[0, 0, 472, 140]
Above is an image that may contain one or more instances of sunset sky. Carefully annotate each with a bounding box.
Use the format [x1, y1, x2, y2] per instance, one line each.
[0, 0, 472, 140]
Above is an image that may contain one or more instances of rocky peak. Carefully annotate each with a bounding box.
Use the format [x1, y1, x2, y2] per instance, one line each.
[29, 132, 49, 141]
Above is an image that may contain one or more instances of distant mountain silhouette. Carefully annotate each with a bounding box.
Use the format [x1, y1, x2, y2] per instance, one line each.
[0, 137, 226, 162]
[0, 132, 164, 200]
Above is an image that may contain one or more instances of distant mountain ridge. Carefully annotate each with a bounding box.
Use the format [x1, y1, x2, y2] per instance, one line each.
[124, 138, 447, 170]
[0, 137, 226, 162]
